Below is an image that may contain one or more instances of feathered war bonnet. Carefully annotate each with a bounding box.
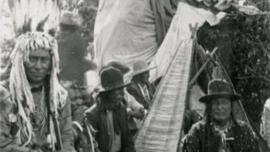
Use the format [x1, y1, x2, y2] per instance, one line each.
[7, 0, 67, 147]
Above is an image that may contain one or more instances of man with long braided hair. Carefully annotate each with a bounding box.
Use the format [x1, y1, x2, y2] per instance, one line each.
[183, 79, 259, 152]
[0, 32, 75, 152]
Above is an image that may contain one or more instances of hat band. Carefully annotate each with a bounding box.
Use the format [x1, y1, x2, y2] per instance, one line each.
[208, 91, 234, 95]
[102, 82, 128, 92]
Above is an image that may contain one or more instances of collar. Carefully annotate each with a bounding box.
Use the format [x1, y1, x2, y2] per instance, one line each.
[98, 100, 123, 112]
[212, 119, 232, 133]
[31, 85, 44, 92]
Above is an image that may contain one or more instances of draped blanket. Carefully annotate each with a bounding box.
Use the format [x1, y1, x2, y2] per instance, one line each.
[94, 0, 177, 69]
[94, 0, 158, 68]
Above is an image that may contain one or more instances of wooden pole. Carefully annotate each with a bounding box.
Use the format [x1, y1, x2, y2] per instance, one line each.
[188, 47, 218, 89]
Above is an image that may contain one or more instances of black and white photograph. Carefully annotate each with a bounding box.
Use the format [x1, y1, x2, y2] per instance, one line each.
[0, 0, 270, 152]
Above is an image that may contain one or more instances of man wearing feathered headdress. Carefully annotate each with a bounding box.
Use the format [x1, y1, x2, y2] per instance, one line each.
[0, 32, 75, 151]
[0, 0, 75, 151]
[0, 14, 74, 152]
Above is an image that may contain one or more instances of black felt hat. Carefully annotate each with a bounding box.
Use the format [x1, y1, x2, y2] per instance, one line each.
[199, 79, 241, 103]
[99, 67, 129, 92]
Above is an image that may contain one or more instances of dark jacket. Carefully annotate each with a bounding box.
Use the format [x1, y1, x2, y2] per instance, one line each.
[127, 81, 155, 109]
[183, 119, 260, 152]
[84, 102, 135, 152]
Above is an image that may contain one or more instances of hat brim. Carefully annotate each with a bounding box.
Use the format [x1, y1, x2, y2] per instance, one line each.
[132, 66, 157, 76]
[199, 93, 241, 103]
[98, 82, 130, 93]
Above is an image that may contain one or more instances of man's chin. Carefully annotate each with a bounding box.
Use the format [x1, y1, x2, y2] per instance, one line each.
[213, 117, 230, 123]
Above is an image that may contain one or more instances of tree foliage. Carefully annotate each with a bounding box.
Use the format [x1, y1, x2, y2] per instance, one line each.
[198, 0, 270, 126]
[60, 0, 98, 42]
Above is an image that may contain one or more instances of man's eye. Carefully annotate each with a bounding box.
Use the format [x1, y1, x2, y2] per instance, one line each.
[41, 58, 50, 63]
[29, 57, 37, 62]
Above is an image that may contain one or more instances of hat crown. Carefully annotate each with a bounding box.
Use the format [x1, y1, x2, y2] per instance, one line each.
[199, 79, 240, 103]
[106, 61, 130, 74]
[207, 79, 233, 95]
[133, 60, 149, 72]
[100, 67, 124, 90]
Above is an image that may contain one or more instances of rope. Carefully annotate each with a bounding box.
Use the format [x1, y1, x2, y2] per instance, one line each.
[84, 118, 98, 152]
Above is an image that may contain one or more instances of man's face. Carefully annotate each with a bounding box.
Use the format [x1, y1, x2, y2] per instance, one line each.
[24, 49, 51, 84]
[210, 97, 232, 122]
[108, 88, 124, 105]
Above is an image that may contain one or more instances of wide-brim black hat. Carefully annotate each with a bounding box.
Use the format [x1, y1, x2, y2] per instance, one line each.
[199, 79, 241, 103]
[99, 66, 129, 92]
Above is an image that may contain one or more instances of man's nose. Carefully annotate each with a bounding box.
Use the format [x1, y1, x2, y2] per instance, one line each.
[116, 94, 123, 100]
[35, 59, 43, 69]
[116, 93, 124, 100]
[217, 104, 225, 110]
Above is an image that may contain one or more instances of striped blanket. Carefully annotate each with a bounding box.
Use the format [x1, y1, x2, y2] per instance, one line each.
[135, 39, 194, 152]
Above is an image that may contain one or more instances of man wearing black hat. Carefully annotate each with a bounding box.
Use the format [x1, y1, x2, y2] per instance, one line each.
[104, 61, 146, 137]
[104, 61, 146, 117]
[84, 67, 135, 152]
[183, 79, 259, 152]
[127, 60, 156, 110]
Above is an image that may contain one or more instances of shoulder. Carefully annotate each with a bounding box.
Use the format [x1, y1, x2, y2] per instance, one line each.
[183, 120, 206, 147]
[124, 89, 144, 109]
[235, 120, 257, 137]
[84, 104, 99, 117]
[234, 120, 259, 148]
[193, 119, 207, 127]
[127, 83, 139, 91]
[235, 120, 251, 129]
[187, 119, 207, 134]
